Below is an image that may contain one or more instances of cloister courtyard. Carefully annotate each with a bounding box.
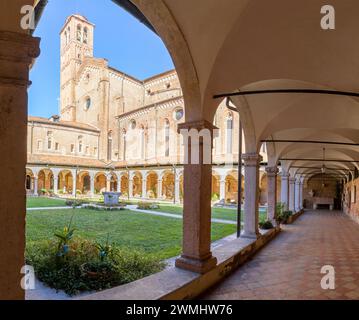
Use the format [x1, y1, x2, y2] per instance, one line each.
[3, 0, 359, 303]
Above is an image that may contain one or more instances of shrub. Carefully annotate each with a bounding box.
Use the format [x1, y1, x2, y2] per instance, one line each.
[65, 199, 86, 207]
[276, 210, 293, 224]
[211, 193, 219, 201]
[259, 220, 274, 230]
[26, 238, 164, 296]
[137, 202, 159, 210]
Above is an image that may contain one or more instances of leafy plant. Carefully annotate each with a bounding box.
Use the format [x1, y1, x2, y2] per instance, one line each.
[26, 238, 164, 296]
[211, 193, 219, 201]
[276, 210, 293, 224]
[96, 234, 113, 262]
[54, 213, 76, 258]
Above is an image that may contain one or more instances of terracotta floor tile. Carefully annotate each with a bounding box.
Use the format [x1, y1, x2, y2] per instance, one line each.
[202, 210, 359, 300]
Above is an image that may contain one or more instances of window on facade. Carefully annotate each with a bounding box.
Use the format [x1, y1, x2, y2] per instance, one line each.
[130, 119, 136, 130]
[77, 25, 82, 42]
[37, 140, 42, 151]
[173, 107, 184, 121]
[226, 113, 233, 154]
[71, 144, 75, 153]
[67, 27, 70, 42]
[79, 141, 83, 153]
[83, 27, 88, 44]
[84, 97, 91, 110]
[47, 131, 53, 150]
[165, 119, 170, 157]
[64, 31, 67, 46]
[86, 146, 89, 155]
[55, 142, 59, 151]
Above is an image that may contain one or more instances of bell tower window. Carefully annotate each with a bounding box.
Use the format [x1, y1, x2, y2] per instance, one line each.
[77, 25, 82, 42]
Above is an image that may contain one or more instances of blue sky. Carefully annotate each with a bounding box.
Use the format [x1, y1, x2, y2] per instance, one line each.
[29, 0, 174, 118]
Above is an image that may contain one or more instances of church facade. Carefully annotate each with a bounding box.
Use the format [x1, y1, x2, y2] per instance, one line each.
[26, 14, 272, 204]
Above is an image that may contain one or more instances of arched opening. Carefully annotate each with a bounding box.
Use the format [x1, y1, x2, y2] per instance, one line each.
[58, 170, 73, 195]
[94, 173, 107, 194]
[146, 171, 158, 198]
[132, 172, 142, 197]
[162, 171, 175, 200]
[120, 174, 129, 197]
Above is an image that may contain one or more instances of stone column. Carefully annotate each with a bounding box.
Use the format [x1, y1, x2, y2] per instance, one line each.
[280, 172, 289, 210]
[175, 120, 218, 274]
[116, 174, 121, 193]
[0, 29, 40, 299]
[157, 178, 163, 199]
[242, 153, 261, 239]
[33, 175, 39, 196]
[299, 178, 304, 209]
[53, 173, 59, 194]
[129, 174, 134, 198]
[142, 175, 147, 199]
[219, 176, 226, 201]
[72, 170, 77, 197]
[89, 172, 95, 196]
[266, 166, 278, 224]
[174, 175, 181, 204]
[289, 177, 296, 212]
[295, 178, 301, 212]
[106, 174, 111, 192]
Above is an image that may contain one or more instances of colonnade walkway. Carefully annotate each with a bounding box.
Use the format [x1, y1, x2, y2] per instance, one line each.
[203, 210, 359, 300]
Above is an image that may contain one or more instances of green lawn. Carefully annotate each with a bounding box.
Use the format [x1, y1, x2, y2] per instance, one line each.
[152, 205, 267, 222]
[26, 208, 236, 260]
[26, 197, 67, 208]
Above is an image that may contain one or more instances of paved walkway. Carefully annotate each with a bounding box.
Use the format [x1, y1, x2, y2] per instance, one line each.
[203, 210, 359, 300]
[27, 206, 74, 211]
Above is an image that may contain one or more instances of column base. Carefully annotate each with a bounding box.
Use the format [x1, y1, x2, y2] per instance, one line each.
[241, 230, 260, 239]
[175, 254, 217, 274]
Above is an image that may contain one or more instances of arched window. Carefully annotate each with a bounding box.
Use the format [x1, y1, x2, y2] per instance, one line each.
[164, 119, 170, 157]
[83, 27, 88, 44]
[64, 31, 67, 45]
[78, 136, 83, 153]
[107, 131, 112, 161]
[84, 97, 91, 110]
[77, 24, 82, 42]
[226, 113, 233, 154]
[67, 27, 70, 43]
[47, 131, 53, 150]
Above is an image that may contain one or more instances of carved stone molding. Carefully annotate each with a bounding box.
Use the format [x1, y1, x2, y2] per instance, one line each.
[265, 166, 279, 176]
[242, 153, 262, 167]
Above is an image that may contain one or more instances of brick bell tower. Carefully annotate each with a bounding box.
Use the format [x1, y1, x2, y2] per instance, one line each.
[59, 14, 94, 121]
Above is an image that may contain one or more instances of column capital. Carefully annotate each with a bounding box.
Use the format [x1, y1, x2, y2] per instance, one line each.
[242, 153, 262, 167]
[280, 172, 290, 179]
[0, 31, 40, 87]
[177, 120, 218, 134]
[265, 166, 279, 177]
[289, 177, 296, 183]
